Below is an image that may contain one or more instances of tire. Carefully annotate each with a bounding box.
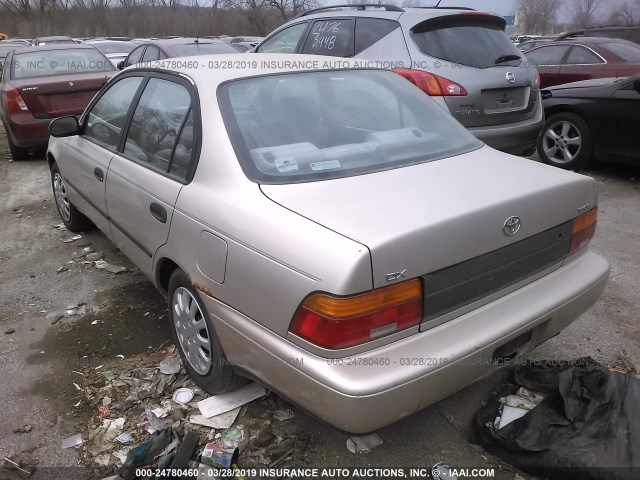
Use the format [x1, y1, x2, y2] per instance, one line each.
[168, 269, 246, 394]
[537, 112, 592, 170]
[50, 162, 90, 232]
[8, 137, 28, 161]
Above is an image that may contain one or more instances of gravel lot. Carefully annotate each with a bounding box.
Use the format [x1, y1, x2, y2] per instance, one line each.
[0, 128, 638, 480]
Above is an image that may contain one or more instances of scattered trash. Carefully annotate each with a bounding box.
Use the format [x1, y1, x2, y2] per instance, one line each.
[159, 357, 181, 375]
[12, 425, 33, 434]
[115, 432, 134, 444]
[495, 387, 545, 429]
[50, 315, 64, 325]
[95, 260, 128, 274]
[2, 457, 34, 478]
[200, 442, 238, 468]
[197, 382, 266, 418]
[346, 433, 383, 453]
[189, 408, 240, 430]
[82, 246, 94, 254]
[62, 234, 83, 243]
[65, 304, 86, 317]
[52, 223, 67, 231]
[56, 266, 69, 273]
[85, 252, 104, 262]
[91, 320, 100, 325]
[4, 328, 15, 335]
[61, 433, 84, 449]
[173, 388, 194, 405]
[273, 409, 295, 422]
[98, 405, 111, 419]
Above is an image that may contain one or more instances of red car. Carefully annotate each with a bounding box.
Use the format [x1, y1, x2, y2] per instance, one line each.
[1, 44, 115, 160]
[525, 37, 640, 88]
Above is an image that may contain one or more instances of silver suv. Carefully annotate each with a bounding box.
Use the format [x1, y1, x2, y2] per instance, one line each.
[254, 4, 543, 155]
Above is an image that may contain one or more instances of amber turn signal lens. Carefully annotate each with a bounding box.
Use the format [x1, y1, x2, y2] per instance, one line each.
[570, 207, 598, 254]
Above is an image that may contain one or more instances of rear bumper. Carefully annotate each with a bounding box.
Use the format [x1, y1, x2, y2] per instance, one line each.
[3, 111, 50, 147]
[206, 249, 609, 433]
[469, 98, 544, 155]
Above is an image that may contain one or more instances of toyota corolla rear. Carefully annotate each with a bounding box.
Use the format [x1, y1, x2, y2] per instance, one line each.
[197, 66, 609, 433]
[2, 46, 114, 148]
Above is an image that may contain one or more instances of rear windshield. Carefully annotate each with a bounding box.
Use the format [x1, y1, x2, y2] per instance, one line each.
[412, 18, 522, 69]
[93, 41, 137, 54]
[0, 45, 14, 58]
[599, 42, 640, 62]
[219, 70, 482, 184]
[168, 43, 237, 56]
[13, 49, 114, 79]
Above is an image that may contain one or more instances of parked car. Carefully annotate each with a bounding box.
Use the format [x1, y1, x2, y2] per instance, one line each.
[119, 38, 239, 69]
[46, 54, 609, 433]
[0, 44, 115, 160]
[30, 35, 76, 46]
[253, 5, 543, 156]
[517, 38, 555, 52]
[525, 38, 640, 88]
[557, 26, 640, 44]
[0, 44, 17, 69]
[89, 40, 138, 68]
[537, 74, 640, 169]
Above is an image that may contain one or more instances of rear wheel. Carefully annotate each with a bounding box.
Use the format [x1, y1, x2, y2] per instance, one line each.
[168, 269, 246, 394]
[51, 162, 90, 232]
[538, 112, 592, 170]
[8, 137, 28, 161]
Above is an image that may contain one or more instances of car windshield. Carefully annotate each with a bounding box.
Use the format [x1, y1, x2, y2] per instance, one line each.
[169, 43, 237, 56]
[411, 18, 522, 68]
[13, 49, 114, 79]
[93, 41, 137, 54]
[219, 70, 482, 184]
[599, 42, 640, 62]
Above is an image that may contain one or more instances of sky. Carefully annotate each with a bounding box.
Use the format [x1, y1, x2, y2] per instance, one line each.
[431, 0, 629, 20]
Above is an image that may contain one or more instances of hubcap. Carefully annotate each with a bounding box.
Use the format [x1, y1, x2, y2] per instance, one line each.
[53, 172, 71, 222]
[172, 287, 212, 375]
[542, 121, 582, 164]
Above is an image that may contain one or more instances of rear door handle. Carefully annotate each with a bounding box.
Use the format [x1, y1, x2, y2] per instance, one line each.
[149, 202, 167, 223]
[94, 167, 104, 182]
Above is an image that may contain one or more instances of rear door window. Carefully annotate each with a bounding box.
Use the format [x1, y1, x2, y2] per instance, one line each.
[256, 23, 308, 53]
[301, 19, 355, 57]
[142, 46, 160, 62]
[526, 45, 571, 66]
[126, 46, 145, 66]
[355, 18, 399, 54]
[564, 46, 604, 65]
[411, 17, 522, 68]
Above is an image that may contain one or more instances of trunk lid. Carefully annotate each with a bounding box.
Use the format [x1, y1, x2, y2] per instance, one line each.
[261, 146, 596, 289]
[13, 72, 112, 119]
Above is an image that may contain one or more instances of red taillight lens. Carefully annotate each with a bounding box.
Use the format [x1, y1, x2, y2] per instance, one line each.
[5, 88, 28, 112]
[393, 69, 467, 96]
[533, 70, 541, 89]
[570, 207, 598, 254]
[290, 279, 423, 349]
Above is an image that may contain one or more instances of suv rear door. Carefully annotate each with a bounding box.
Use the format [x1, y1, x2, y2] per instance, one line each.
[408, 14, 538, 128]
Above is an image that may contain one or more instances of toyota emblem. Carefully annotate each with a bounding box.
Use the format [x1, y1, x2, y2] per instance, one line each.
[506, 72, 516, 83]
[503, 216, 521, 236]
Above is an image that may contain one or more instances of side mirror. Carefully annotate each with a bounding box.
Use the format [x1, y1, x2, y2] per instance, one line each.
[50, 116, 81, 137]
[117, 60, 125, 70]
[634, 78, 640, 94]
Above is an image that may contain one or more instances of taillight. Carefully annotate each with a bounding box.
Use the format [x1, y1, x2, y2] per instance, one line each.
[533, 70, 541, 89]
[5, 88, 28, 112]
[570, 207, 598, 254]
[393, 69, 467, 96]
[290, 279, 423, 349]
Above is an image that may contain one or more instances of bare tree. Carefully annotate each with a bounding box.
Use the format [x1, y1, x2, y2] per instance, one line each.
[516, 0, 561, 35]
[267, 0, 315, 22]
[401, 0, 421, 7]
[568, 0, 601, 28]
[223, 0, 271, 35]
[607, 1, 639, 26]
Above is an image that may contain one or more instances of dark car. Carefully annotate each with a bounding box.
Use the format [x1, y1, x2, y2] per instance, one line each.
[0, 44, 115, 160]
[119, 38, 239, 69]
[537, 74, 640, 169]
[517, 38, 555, 52]
[526, 37, 640, 88]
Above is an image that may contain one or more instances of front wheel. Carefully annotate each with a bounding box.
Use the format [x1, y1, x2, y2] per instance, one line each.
[168, 269, 246, 394]
[538, 112, 592, 170]
[51, 162, 90, 232]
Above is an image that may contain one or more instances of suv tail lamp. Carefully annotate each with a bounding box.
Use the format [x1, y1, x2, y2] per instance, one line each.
[5, 88, 28, 112]
[570, 207, 598, 254]
[393, 69, 467, 96]
[290, 279, 423, 349]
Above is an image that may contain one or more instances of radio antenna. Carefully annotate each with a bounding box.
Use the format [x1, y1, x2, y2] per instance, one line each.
[435, 0, 443, 6]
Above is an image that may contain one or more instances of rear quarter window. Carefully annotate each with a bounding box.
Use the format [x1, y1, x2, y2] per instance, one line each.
[355, 18, 400, 54]
[302, 19, 355, 57]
